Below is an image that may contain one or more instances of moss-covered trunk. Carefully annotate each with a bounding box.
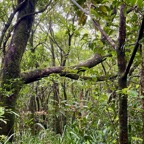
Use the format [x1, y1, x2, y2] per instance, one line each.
[0, 0, 36, 141]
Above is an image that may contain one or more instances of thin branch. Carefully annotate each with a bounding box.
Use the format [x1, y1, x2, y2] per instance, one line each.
[49, 35, 65, 54]
[127, 6, 137, 14]
[129, 61, 141, 76]
[0, 0, 27, 50]
[92, 19, 116, 49]
[15, 0, 52, 27]
[124, 17, 144, 77]
[70, 0, 88, 15]
[2, 0, 52, 51]
[70, 0, 116, 49]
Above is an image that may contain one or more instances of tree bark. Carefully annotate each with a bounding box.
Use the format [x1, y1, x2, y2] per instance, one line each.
[21, 54, 111, 84]
[0, 1, 109, 139]
[117, 4, 128, 144]
[0, 0, 36, 141]
[140, 25, 144, 142]
[141, 51, 144, 144]
[0, 1, 132, 142]
[53, 81, 63, 134]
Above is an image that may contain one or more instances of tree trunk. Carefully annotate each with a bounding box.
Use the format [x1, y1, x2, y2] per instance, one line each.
[117, 4, 128, 144]
[53, 81, 63, 134]
[141, 48, 144, 144]
[0, 0, 36, 141]
[62, 81, 67, 127]
[118, 76, 127, 143]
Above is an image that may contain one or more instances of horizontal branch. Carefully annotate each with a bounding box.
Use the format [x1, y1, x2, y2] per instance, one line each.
[21, 54, 112, 84]
[63, 74, 117, 81]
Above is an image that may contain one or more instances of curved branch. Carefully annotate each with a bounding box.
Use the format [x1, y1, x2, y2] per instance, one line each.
[21, 54, 112, 84]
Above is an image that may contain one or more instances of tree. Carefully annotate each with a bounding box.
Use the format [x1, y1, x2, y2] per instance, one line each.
[71, 0, 144, 143]
[0, 0, 37, 141]
[0, 0, 144, 143]
[0, 0, 109, 142]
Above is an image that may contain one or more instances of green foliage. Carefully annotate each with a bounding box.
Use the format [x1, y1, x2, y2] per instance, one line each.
[0, 0, 143, 143]
[126, 0, 144, 8]
[0, 107, 5, 123]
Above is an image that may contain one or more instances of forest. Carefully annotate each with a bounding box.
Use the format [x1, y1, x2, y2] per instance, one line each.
[0, 0, 144, 143]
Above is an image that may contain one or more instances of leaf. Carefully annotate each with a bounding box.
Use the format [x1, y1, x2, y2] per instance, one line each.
[127, 0, 137, 6]
[70, 131, 80, 140]
[128, 90, 138, 97]
[139, 37, 144, 44]
[0, 118, 6, 124]
[121, 88, 128, 94]
[0, 107, 4, 116]
[90, 9, 98, 17]
[137, 0, 143, 8]
[99, 5, 108, 14]
[78, 12, 87, 25]
[132, 137, 143, 141]
[10, 111, 20, 117]
[81, 33, 88, 40]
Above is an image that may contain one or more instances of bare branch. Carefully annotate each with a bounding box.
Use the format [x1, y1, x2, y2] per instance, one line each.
[70, 0, 88, 14]
[127, 6, 137, 14]
[92, 19, 116, 49]
[124, 17, 144, 77]
[70, 0, 116, 49]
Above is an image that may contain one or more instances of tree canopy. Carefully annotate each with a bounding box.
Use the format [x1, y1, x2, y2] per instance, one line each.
[0, 0, 144, 143]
